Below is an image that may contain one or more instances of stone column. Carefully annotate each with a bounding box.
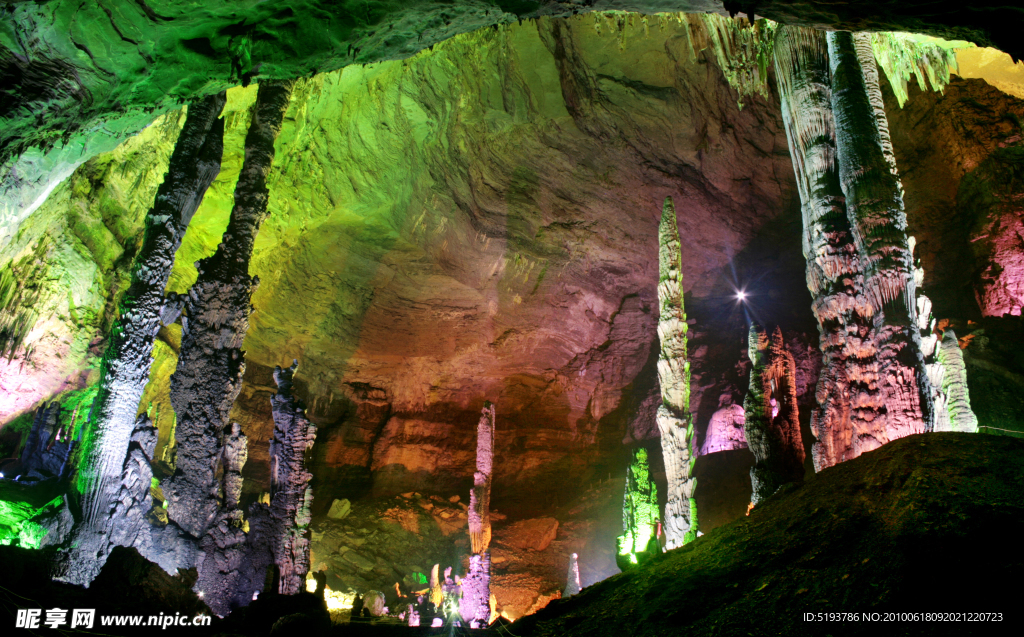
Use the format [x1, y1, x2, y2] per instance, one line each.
[655, 196, 697, 548]
[53, 92, 226, 585]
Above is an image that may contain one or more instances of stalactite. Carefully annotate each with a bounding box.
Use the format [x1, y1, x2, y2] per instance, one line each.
[870, 33, 967, 108]
[462, 401, 494, 627]
[267, 360, 316, 595]
[164, 80, 294, 538]
[655, 196, 697, 548]
[563, 552, 581, 597]
[51, 92, 226, 586]
[743, 325, 805, 505]
[828, 31, 933, 442]
[616, 447, 659, 569]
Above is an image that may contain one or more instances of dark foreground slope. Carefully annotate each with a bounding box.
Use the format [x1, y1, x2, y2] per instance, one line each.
[516, 433, 1024, 637]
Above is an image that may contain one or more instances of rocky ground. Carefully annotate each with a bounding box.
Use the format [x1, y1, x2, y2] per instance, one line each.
[515, 432, 1024, 637]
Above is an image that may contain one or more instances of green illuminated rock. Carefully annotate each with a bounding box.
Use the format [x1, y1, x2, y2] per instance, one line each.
[616, 447, 659, 570]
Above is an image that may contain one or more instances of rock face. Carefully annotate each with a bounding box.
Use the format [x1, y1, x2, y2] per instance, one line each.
[699, 404, 747, 456]
[742, 324, 804, 505]
[17, 402, 73, 481]
[2, 16, 809, 523]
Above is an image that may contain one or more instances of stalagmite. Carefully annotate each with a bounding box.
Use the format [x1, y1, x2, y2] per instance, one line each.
[164, 80, 294, 538]
[563, 552, 581, 597]
[266, 360, 317, 594]
[827, 31, 933, 440]
[616, 447, 659, 569]
[655, 196, 697, 548]
[461, 402, 495, 627]
[193, 423, 252, 617]
[469, 402, 494, 555]
[743, 325, 805, 505]
[52, 93, 226, 585]
[935, 330, 979, 432]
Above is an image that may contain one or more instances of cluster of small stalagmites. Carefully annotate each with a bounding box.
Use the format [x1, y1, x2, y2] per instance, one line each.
[266, 360, 317, 596]
[461, 402, 494, 627]
[655, 196, 697, 549]
[743, 325, 805, 505]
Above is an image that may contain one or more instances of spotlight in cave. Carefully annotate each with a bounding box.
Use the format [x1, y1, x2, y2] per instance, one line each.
[0, 4, 1022, 635]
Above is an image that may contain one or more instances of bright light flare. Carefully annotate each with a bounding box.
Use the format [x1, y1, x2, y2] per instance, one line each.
[736, 290, 747, 302]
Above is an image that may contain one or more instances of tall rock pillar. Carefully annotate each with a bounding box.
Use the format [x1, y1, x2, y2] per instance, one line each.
[461, 402, 495, 627]
[655, 196, 697, 548]
[267, 361, 317, 595]
[743, 325, 805, 505]
[53, 93, 226, 585]
[165, 80, 295, 537]
[828, 31, 933, 442]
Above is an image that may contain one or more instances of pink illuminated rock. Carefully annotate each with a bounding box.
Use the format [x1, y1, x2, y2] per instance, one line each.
[699, 404, 747, 456]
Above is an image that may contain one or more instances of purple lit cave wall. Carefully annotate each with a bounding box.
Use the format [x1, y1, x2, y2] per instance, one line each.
[1, 2, 1024, 636]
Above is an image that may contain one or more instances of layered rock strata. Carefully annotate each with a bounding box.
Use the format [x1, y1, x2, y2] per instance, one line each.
[165, 80, 293, 537]
[52, 93, 226, 586]
[742, 324, 804, 505]
[655, 196, 697, 548]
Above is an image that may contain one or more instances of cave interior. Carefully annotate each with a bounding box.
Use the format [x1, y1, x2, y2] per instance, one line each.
[1, 1, 1023, 635]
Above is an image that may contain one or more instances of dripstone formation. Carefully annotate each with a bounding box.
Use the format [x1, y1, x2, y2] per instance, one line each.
[655, 196, 698, 549]
[743, 324, 805, 505]
[52, 92, 226, 586]
[461, 402, 495, 627]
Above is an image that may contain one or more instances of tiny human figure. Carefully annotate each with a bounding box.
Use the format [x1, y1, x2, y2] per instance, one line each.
[351, 594, 364, 620]
[313, 569, 327, 599]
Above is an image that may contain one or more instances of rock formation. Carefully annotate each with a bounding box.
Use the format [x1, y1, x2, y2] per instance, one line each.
[266, 360, 317, 594]
[935, 330, 980, 432]
[743, 324, 805, 505]
[192, 422, 252, 617]
[165, 80, 294, 538]
[616, 447, 659, 570]
[655, 196, 698, 548]
[461, 402, 495, 627]
[827, 31, 933, 439]
[18, 402, 73, 481]
[699, 404, 747, 456]
[51, 92, 226, 586]
[563, 552, 581, 597]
